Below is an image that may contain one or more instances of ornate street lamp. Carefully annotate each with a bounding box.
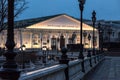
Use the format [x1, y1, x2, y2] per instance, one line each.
[78, 0, 86, 59]
[60, 34, 65, 50]
[107, 26, 112, 50]
[88, 33, 91, 49]
[0, 0, 20, 80]
[57, 37, 59, 54]
[100, 26, 104, 53]
[98, 22, 103, 53]
[98, 22, 101, 51]
[42, 46, 47, 65]
[72, 32, 76, 44]
[21, 45, 26, 69]
[91, 10, 96, 56]
[19, 44, 26, 69]
[71, 32, 76, 55]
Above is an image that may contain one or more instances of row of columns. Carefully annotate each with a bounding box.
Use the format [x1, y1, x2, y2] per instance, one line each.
[27, 30, 98, 49]
[0, 29, 99, 49]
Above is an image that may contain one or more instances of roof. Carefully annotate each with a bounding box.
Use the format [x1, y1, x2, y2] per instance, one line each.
[14, 14, 93, 29]
[14, 14, 65, 28]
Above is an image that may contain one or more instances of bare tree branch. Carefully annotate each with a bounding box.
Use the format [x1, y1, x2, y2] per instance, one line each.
[0, 0, 28, 33]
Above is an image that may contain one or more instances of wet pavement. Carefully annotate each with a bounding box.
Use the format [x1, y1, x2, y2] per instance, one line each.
[84, 56, 120, 80]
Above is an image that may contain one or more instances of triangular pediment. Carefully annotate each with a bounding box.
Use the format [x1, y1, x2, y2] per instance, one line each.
[27, 14, 95, 30]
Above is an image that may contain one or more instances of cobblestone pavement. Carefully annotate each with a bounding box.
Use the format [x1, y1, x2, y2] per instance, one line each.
[85, 56, 120, 80]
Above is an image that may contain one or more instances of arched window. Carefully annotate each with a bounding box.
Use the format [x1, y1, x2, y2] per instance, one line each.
[32, 33, 39, 45]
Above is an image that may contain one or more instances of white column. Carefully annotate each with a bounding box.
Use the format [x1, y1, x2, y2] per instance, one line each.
[49, 35, 52, 50]
[1, 32, 5, 47]
[40, 32, 42, 49]
[65, 33, 68, 48]
[20, 29, 23, 47]
[30, 32, 32, 48]
[48, 33, 51, 50]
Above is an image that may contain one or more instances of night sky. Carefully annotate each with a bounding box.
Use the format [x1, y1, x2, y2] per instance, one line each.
[16, 0, 120, 21]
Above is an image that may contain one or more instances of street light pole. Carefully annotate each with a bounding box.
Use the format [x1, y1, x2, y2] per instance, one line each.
[92, 10, 96, 56]
[0, 0, 20, 80]
[88, 34, 91, 49]
[78, 0, 86, 59]
[98, 22, 101, 53]
[71, 32, 76, 55]
[98, 22, 104, 53]
[21, 45, 26, 69]
[101, 26, 104, 53]
[107, 26, 112, 51]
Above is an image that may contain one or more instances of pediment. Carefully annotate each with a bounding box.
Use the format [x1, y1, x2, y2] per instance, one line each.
[27, 14, 95, 30]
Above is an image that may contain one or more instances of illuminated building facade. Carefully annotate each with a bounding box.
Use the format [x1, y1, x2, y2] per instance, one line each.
[0, 14, 99, 50]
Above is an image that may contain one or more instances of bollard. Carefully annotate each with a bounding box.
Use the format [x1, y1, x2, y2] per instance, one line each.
[59, 47, 69, 80]
[79, 57, 85, 73]
[78, 45, 85, 73]
[94, 56, 97, 64]
[79, 54, 85, 72]
[87, 50, 92, 67]
[96, 50, 100, 62]
[92, 50, 96, 64]
[81, 60, 85, 73]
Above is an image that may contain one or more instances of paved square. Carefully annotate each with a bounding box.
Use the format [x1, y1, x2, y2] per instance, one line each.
[84, 57, 120, 80]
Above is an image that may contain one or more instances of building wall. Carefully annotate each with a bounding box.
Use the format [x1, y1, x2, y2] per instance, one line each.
[0, 15, 100, 50]
[0, 29, 99, 50]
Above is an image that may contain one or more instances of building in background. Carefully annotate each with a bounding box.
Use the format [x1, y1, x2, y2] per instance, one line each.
[86, 20, 120, 51]
[0, 14, 99, 51]
[98, 21, 120, 51]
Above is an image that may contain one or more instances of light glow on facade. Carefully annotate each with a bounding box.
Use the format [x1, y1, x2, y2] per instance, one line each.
[0, 14, 99, 50]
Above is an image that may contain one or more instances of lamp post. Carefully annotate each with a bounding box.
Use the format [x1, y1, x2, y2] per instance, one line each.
[98, 22, 101, 52]
[78, 0, 86, 59]
[91, 10, 96, 56]
[83, 31, 87, 48]
[101, 26, 104, 53]
[21, 45, 26, 69]
[42, 47, 47, 66]
[107, 26, 112, 51]
[72, 32, 76, 44]
[88, 33, 91, 49]
[98, 22, 103, 53]
[0, 0, 20, 80]
[57, 37, 59, 54]
[71, 32, 76, 55]
[41, 38, 42, 50]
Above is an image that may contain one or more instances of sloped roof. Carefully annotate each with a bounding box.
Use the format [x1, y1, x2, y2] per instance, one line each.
[14, 14, 93, 29]
[26, 14, 96, 30]
[14, 14, 97, 31]
[14, 14, 64, 28]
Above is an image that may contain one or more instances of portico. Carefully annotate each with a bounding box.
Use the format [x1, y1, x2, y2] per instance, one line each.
[0, 14, 99, 50]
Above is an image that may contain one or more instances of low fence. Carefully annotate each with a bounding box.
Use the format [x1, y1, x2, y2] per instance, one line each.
[19, 48, 104, 80]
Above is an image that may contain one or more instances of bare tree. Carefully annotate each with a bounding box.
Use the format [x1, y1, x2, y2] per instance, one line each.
[0, 0, 27, 33]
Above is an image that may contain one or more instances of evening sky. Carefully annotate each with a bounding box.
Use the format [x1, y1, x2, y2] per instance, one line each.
[16, 0, 120, 21]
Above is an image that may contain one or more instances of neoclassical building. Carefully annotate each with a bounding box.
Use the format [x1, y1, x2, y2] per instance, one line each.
[0, 14, 99, 50]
